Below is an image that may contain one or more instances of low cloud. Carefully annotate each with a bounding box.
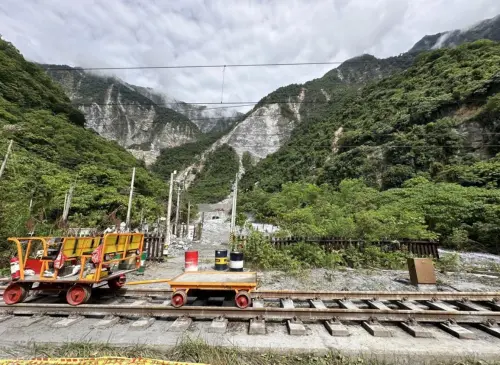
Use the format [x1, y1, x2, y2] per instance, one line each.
[1, 0, 499, 109]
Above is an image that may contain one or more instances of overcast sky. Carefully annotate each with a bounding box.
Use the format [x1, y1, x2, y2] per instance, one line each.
[1, 0, 499, 110]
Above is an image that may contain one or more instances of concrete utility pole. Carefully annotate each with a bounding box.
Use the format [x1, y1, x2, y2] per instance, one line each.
[0, 139, 13, 180]
[174, 183, 182, 237]
[164, 170, 176, 249]
[230, 173, 238, 234]
[62, 184, 74, 223]
[186, 201, 191, 237]
[125, 167, 136, 232]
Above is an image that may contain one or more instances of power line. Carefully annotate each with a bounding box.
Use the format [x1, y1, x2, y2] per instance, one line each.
[43, 61, 348, 71]
[85, 120, 500, 136]
[54, 95, 496, 110]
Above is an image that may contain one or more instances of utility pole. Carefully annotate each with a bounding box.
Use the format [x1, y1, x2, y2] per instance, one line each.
[186, 201, 191, 237]
[174, 183, 182, 237]
[62, 184, 74, 224]
[230, 173, 238, 234]
[164, 170, 176, 250]
[125, 167, 136, 232]
[0, 139, 13, 180]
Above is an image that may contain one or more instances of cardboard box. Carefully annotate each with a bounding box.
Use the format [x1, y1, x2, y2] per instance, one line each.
[407, 258, 436, 285]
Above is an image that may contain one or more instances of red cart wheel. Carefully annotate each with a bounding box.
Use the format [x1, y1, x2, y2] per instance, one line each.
[3, 283, 28, 305]
[235, 290, 250, 309]
[66, 284, 91, 306]
[108, 274, 126, 290]
[171, 290, 187, 308]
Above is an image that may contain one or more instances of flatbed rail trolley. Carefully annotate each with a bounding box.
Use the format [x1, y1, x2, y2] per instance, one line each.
[167, 271, 257, 309]
[4, 233, 144, 306]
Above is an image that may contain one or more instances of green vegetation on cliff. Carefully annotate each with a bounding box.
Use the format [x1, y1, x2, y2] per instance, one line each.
[151, 132, 224, 180]
[0, 39, 168, 245]
[240, 41, 500, 253]
[188, 144, 239, 203]
[242, 41, 500, 192]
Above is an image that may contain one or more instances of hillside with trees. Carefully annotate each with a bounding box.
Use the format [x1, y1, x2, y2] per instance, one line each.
[0, 38, 169, 248]
[240, 41, 500, 253]
[242, 41, 500, 192]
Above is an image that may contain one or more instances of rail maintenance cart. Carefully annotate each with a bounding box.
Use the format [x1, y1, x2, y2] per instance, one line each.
[166, 271, 257, 309]
[4, 233, 144, 306]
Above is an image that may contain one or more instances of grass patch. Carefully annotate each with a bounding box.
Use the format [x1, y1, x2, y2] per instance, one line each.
[1, 339, 497, 365]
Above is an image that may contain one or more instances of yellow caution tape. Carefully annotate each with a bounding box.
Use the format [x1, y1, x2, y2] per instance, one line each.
[0, 357, 209, 365]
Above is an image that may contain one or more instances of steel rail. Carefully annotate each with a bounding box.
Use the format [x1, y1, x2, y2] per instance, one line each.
[2, 285, 500, 301]
[105, 288, 500, 302]
[0, 303, 498, 323]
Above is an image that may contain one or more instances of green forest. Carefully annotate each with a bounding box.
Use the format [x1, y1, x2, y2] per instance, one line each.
[240, 41, 500, 253]
[242, 40, 500, 192]
[0, 39, 169, 251]
[188, 144, 239, 203]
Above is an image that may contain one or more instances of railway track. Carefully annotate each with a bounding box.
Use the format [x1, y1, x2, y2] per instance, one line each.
[1, 287, 500, 339]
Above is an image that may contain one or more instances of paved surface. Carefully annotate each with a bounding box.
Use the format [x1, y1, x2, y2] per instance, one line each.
[0, 316, 499, 363]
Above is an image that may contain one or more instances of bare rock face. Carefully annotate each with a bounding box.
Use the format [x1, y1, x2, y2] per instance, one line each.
[43, 66, 200, 165]
[228, 103, 297, 160]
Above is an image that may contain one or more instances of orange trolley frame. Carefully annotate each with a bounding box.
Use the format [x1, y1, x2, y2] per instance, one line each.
[166, 271, 257, 309]
[4, 233, 144, 306]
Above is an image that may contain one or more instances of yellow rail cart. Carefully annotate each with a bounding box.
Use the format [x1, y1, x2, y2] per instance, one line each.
[3, 233, 144, 306]
[167, 271, 257, 309]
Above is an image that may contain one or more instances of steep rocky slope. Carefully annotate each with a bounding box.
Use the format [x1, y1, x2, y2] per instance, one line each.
[43, 66, 201, 165]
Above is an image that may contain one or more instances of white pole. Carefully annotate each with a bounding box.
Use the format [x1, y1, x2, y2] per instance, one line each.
[164, 170, 176, 249]
[0, 140, 13, 180]
[186, 201, 191, 237]
[125, 167, 136, 232]
[174, 184, 181, 237]
[230, 173, 238, 233]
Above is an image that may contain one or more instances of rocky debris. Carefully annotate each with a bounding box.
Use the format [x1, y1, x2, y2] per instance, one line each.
[167, 239, 191, 257]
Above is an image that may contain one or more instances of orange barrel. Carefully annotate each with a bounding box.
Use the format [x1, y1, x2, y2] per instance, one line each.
[184, 250, 199, 271]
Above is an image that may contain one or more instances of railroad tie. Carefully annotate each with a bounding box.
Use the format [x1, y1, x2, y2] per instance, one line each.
[424, 300, 457, 312]
[478, 320, 500, 339]
[366, 300, 391, 311]
[361, 318, 391, 337]
[252, 299, 264, 308]
[325, 318, 349, 337]
[52, 315, 83, 328]
[280, 298, 294, 309]
[92, 315, 119, 329]
[394, 300, 421, 311]
[399, 319, 433, 338]
[287, 317, 306, 336]
[209, 316, 228, 333]
[169, 316, 192, 332]
[248, 316, 266, 335]
[439, 320, 476, 339]
[130, 317, 156, 330]
[338, 300, 358, 310]
[309, 299, 326, 309]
